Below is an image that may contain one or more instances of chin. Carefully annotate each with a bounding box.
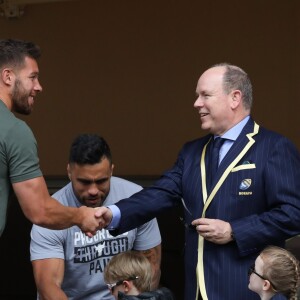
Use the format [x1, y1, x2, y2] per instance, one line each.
[200, 123, 210, 131]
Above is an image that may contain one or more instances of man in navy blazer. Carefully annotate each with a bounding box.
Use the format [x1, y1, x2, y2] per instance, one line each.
[96, 63, 300, 300]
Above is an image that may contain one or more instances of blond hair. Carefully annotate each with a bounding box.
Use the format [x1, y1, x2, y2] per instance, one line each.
[104, 251, 152, 293]
[260, 246, 300, 300]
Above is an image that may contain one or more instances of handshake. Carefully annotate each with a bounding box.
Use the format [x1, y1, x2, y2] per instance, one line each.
[78, 206, 114, 237]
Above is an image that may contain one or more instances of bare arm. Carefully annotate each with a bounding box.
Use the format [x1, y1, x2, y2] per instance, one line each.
[136, 244, 162, 290]
[13, 177, 101, 235]
[32, 258, 67, 300]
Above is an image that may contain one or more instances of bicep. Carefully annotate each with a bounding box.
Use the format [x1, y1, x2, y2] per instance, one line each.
[12, 177, 50, 222]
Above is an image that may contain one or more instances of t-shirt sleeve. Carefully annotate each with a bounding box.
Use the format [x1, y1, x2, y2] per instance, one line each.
[30, 224, 65, 261]
[133, 217, 162, 250]
[7, 120, 42, 183]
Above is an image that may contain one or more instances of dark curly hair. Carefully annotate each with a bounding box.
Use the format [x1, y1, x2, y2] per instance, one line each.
[69, 134, 112, 165]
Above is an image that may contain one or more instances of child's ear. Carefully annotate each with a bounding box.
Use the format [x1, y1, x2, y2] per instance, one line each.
[122, 280, 132, 293]
[123, 280, 139, 295]
[262, 279, 272, 291]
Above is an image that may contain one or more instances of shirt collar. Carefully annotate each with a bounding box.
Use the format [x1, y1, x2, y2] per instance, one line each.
[217, 115, 250, 141]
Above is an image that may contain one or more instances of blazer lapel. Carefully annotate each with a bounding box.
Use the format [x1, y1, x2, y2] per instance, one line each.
[219, 118, 258, 173]
[201, 118, 260, 215]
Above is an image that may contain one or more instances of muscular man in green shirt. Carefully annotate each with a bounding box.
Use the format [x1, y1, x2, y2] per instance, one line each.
[0, 39, 102, 237]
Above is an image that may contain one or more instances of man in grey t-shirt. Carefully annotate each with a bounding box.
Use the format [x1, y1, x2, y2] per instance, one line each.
[30, 134, 161, 300]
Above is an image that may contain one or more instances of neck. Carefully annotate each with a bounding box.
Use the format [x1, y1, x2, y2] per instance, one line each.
[232, 112, 250, 126]
[260, 290, 276, 300]
[0, 96, 12, 111]
[127, 285, 141, 295]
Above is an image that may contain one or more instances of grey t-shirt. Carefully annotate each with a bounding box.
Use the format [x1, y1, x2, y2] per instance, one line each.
[30, 177, 161, 300]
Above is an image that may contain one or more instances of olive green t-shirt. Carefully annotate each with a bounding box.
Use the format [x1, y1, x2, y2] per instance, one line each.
[0, 100, 42, 236]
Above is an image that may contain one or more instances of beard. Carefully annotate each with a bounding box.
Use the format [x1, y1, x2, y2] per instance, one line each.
[11, 78, 33, 115]
[80, 195, 106, 208]
[74, 190, 108, 208]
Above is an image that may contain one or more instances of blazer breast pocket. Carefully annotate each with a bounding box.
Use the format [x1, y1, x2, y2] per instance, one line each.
[231, 163, 256, 173]
[227, 162, 267, 217]
[230, 163, 256, 200]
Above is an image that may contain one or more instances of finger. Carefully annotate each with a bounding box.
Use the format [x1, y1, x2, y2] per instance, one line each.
[98, 219, 106, 229]
[192, 218, 210, 226]
[85, 231, 94, 238]
[94, 207, 103, 217]
[205, 232, 211, 239]
[200, 218, 212, 224]
[196, 224, 210, 233]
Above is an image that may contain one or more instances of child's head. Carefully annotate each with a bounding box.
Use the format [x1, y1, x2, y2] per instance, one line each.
[248, 246, 300, 300]
[104, 251, 152, 299]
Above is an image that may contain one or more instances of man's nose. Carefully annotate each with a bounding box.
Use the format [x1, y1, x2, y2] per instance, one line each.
[194, 96, 203, 108]
[34, 80, 43, 92]
[88, 185, 99, 195]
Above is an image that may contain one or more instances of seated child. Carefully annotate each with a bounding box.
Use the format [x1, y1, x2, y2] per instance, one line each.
[248, 245, 300, 300]
[104, 250, 174, 300]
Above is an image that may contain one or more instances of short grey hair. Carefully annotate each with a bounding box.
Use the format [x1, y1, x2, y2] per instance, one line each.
[211, 62, 253, 110]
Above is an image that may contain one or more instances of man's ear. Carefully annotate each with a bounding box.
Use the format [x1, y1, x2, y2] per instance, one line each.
[1, 68, 13, 85]
[230, 90, 242, 109]
[111, 164, 114, 176]
[67, 164, 71, 180]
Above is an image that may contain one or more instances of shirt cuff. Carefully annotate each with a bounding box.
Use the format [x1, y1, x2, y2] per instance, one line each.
[106, 205, 121, 230]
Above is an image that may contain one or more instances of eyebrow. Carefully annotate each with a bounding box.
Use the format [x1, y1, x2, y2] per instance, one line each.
[28, 71, 39, 78]
[77, 177, 108, 184]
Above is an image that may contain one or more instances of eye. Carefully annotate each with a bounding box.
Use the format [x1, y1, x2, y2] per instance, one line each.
[94, 178, 108, 185]
[199, 91, 210, 99]
[29, 73, 39, 81]
[77, 179, 93, 186]
[29, 75, 37, 81]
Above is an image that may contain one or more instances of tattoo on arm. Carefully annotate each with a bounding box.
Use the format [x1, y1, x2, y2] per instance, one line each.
[138, 245, 162, 289]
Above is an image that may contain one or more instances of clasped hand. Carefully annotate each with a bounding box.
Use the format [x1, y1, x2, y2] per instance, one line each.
[95, 206, 113, 228]
[81, 206, 113, 238]
[191, 218, 233, 244]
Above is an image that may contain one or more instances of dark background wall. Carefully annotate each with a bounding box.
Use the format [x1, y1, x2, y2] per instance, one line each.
[0, 0, 299, 177]
[0, 0, 300, 298]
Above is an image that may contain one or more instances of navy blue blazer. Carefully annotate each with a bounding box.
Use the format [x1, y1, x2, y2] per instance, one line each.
[111, 118, 300, 300]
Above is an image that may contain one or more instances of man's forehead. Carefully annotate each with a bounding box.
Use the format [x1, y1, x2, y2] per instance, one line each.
[16, 56, 39, 74]
[201, 66, 225, 81]
[196, 67, 224, 92]
[70, 160, 111, 173]
[72, 166, 110, 182]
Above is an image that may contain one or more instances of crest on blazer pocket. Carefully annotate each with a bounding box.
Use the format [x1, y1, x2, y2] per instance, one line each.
[239, 178, 253, 195]
[239, 178, 252, 190]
